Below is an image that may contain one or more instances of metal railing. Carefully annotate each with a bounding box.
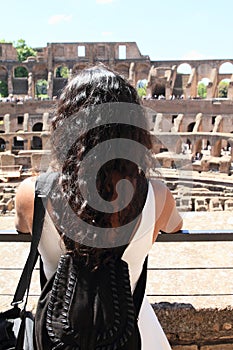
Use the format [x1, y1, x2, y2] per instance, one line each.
[1, 229, 233, 242]
[1, 229, 233, 301]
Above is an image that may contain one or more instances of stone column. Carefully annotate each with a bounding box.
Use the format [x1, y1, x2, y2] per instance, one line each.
[192, 138, 202, 158]
[5, 137, 13, 152]
[7, 71, 13, 95]
[4, 114, 10, 133]
[42, 112, 50, 131]
[27, 137, 31, 150]
[28, 72, 35, 98]
[153, 113, 163, 132]
[171, 114, 183, 132]
[227, 75, 233, 99]
[23, 113, 29, 132]
[211, 139, 222, 157]
[212, 115, 223, 132]
[128, 62, 135, 85]
[47, 71, 53, 99]
[193, 113, 203, 132]
[41, 132, 51, 150]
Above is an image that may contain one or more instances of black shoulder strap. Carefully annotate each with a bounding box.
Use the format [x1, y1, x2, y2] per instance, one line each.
[133, 255, 148, 317]
[12, 172, 59, 305]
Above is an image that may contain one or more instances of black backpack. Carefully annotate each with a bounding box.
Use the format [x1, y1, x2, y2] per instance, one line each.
[35, 251, 148, 350]
[13, 172, 148, 350]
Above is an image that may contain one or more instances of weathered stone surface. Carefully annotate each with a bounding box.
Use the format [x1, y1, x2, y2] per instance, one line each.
[172, 346, 198, 350]
[201, 345, 233, 349]
[152, 303, 233, 346]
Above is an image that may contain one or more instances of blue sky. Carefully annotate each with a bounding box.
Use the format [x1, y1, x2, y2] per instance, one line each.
[1, 0, 233, 60]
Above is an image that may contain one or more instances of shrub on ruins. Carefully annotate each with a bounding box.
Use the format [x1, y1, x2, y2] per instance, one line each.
[14, 39, 37, 62]
[218, 80, 229, 98]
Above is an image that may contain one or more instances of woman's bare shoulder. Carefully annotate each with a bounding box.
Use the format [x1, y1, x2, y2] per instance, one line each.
[15, 176, 37, 233]
[149, 177, 168, 194]
[16, 176, 37, 199]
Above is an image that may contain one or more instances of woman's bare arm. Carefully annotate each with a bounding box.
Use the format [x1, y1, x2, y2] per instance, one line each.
[14, 177, 36, 234]
[150, 179, 183, 242]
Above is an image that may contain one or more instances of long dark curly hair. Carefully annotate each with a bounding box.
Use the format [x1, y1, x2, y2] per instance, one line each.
[49, 64, 153, 267]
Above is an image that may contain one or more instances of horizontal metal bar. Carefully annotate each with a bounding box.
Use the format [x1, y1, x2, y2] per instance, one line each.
[157, 230, 233, 242]
[1, 229, 233, 242]
[147, 293, 233, 297]
[148, 267, 233, 270]
[0, 231, 31, 242]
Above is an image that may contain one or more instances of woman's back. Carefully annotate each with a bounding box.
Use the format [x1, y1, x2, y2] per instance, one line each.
[15, 64, 182, 349]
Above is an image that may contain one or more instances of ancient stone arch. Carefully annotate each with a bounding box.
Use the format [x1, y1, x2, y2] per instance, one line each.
[31, 135, 42, 150]
[2, 42, 233, 100]
[32, 122, 43, 132]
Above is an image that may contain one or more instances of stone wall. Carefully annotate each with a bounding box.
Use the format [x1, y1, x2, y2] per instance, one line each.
[153, 303, 233, 349]
[1, 41, 233, 99]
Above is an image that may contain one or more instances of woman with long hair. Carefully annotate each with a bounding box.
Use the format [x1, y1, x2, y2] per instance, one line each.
[15, 64, 182, 349]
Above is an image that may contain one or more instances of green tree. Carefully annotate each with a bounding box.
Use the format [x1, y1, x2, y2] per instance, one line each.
[136, 79, 147, 98]
[197, 82, 207, 99]
[218, 80, 229, 98]
[14, 39, 37, 62]
[0, 80, 8, 97]
[56, 66, 69, 78]
[36, 79, 48, 99]
[14, 66, 28, 78]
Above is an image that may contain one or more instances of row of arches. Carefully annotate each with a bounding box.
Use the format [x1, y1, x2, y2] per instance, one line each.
[0, 122, 43, 151]
[177, 62, 233, 99]
[0, 136, 42, 151]
[0, 62, 151, 98]
[1, 59, 233, 99]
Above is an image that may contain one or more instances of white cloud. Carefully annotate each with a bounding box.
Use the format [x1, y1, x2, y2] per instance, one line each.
[48, 14, 72, 25]
[96, 0, 114, 4]
[101, 31, 113, 37]
[182, 50, 208, 60]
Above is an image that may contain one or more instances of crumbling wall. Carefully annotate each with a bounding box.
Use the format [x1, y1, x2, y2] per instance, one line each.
[153, 303, 233, 349]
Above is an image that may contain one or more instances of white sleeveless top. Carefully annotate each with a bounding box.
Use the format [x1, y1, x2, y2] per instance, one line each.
[38, 181, 155, 283]
[37, 181, 172, 350]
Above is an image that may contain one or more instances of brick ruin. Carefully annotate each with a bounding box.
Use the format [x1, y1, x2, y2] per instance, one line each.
[1, 41, 233, 213]
[1, 41, 233, 100]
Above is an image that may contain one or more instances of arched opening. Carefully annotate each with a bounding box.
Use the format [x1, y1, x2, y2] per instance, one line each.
[202, 139, 211, 155]
[186, 138, 192, 153]
[187, 122, 195, 132]
[174, 63, 192, 98]
[197, 78, 210, 99]
[152, 82, 165, 99]
[219, 62, 233, 74]
[218, 79, 230, 98]
[136, 79, 148, 98]
[221, 139, 231, 155]
[177, 63, 192, 75]
[31, 136, 42, 150]
[0, 138, 6, 152]
[32, 122, 43, 132]
[35, 79, 48, 100]
[14, 66, 28, 78]
[55, 65, 69, 78]
[13, 135, 24, 151]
